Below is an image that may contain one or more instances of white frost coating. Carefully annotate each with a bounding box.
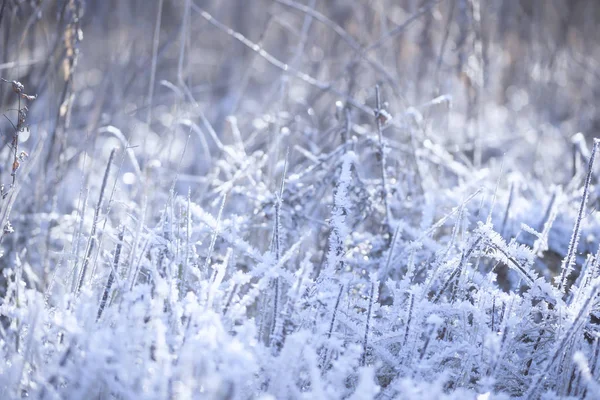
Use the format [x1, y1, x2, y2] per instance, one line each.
[426, 313, 443, 326]
[325, 151, 356, 275]
[3, 6, 600, 399]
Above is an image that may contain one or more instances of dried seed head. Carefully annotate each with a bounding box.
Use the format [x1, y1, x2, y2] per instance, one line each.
[18, 107, 28, 126]
[375, 108, 392, 125]
[11, 81, 24, 94]
[21, 93, 37, 101]
[3, 222, 13, 234]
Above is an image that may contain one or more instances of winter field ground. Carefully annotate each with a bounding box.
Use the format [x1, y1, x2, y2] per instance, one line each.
[1, 1, 600, 399]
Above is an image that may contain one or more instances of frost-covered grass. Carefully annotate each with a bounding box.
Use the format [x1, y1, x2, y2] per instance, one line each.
[1, 1, 600, 399]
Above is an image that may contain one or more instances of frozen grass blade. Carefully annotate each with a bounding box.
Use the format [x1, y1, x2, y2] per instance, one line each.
[559, 139, 600, 292]
[76, 149, 115, 294]
[97, 228, 124, 321]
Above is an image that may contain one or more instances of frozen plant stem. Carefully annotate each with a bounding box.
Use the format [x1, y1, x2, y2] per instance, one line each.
[558, 138, 599, 292]
[361, 281, 374, 366]
[146, 0, 164, 125]
[270, 152, 288, 346]
[203, 195, 226, 274]
[274, 0, 402, 98]
[381, 223, 402, 279]
[191, 4, 378, 117]
[327, 284, 344, 339]
[11, 95, 20, 187]
[528, 281, 600, 398]
[97, 228, 124, 321]
[501, 181, 515, 237]
[0, 79, 36, 188]
[365, 0, 442, 52]
[180, 188, 191, 296]
[375, 85, 390, 231]
[403, 293, 414, 346]
[77, 149, 115, 294]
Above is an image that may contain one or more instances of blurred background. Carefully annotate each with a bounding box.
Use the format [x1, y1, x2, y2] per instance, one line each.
[3, 0, 600, 177]
[1, 0, 600, 286]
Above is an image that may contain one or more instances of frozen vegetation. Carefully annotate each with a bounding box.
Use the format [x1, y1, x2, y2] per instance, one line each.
[1, 0, 600, 399]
